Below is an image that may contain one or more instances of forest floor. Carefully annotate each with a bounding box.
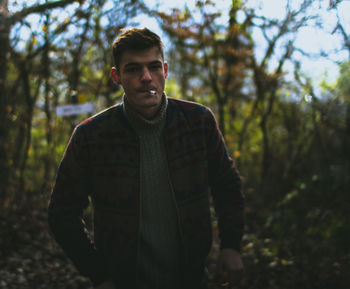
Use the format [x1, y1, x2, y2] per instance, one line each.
[2, 194, 349, 289]
[0, 196, 224, 289]
[0, 196, 93, 289]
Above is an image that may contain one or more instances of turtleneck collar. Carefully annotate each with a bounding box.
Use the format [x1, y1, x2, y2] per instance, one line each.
[122, 93, 168, 133]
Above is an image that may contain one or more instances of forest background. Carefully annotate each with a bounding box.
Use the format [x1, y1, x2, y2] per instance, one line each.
[0, 0, 349, 288]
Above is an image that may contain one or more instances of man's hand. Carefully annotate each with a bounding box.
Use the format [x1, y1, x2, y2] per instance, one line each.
[95, 280, 115, 289]
[215, 248, 244, 287]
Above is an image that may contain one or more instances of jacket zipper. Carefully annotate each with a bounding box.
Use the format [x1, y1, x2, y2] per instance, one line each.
[163, 135, 189, 287]
[163, 135, 185, 249]
[136, 136, 141, 287]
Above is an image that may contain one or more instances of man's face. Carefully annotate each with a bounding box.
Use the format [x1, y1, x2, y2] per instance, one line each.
[111, 46, 168, 118]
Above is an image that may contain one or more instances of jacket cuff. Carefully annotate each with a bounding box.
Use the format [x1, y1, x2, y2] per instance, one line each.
[220, 236, 242, 253]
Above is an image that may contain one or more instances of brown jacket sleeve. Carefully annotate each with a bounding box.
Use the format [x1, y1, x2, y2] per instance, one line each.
[205, 109, 245, 252]
[48, 125, 108, 286]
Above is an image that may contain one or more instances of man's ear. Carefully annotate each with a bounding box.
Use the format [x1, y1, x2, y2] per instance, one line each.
[164, 61, 168, 79]
[110, 67, 121, 85]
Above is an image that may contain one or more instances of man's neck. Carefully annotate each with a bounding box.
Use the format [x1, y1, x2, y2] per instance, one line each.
[123, 94, 168, 130]
[137, 105, 161, 120]
[125, 100, 161, 120]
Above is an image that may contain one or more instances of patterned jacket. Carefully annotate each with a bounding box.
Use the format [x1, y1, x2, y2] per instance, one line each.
[48, 97, 244, 288]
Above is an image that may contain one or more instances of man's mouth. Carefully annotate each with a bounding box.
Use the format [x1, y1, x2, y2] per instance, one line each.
[139, 88, 157, 95]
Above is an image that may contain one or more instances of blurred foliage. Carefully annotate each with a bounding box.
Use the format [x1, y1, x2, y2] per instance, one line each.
[0, 0, 349, 288]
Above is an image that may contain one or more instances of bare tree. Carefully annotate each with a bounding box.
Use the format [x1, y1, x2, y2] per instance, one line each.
[0, 0, 82, 199]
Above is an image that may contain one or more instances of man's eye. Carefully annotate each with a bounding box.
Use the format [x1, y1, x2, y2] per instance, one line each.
[149, 64, 162, 70]
[125, 66, 140, 73]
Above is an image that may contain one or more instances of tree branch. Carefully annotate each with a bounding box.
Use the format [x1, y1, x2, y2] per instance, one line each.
[8, 0, 82, 25]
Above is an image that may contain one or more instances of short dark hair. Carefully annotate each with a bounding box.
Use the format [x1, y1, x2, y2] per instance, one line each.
[112, 28, 164, 69]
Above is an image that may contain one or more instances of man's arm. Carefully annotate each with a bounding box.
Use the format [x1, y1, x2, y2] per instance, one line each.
[205, 109, 245, 283]
[48, 125, 109, 287]
[205, 108, 245, 250]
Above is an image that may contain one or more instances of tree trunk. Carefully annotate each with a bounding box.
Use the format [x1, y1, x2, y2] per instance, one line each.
[217, 99, 226, 137]
[41, 13, 54, 193]
[259, 117, 270, 188]
[17, 64, 38, 194]
[0, 0, 11, 199]
[345, 103, 350, 190]
[0, 0, 80, 201]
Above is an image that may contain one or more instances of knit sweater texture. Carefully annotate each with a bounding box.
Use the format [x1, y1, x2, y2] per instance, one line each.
[123, 95, 183, 289]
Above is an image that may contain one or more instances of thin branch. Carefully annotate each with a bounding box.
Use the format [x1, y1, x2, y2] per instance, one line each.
[7, 0, 81, 25]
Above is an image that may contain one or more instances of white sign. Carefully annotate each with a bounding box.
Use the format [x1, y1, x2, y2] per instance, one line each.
[56, 103, 95, 116]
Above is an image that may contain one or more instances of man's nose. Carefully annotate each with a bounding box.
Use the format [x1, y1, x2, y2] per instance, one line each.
[140, 67, 152, 82]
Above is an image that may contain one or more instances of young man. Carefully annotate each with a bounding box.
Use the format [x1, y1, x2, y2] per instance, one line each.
[48, 28, 244, 289]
